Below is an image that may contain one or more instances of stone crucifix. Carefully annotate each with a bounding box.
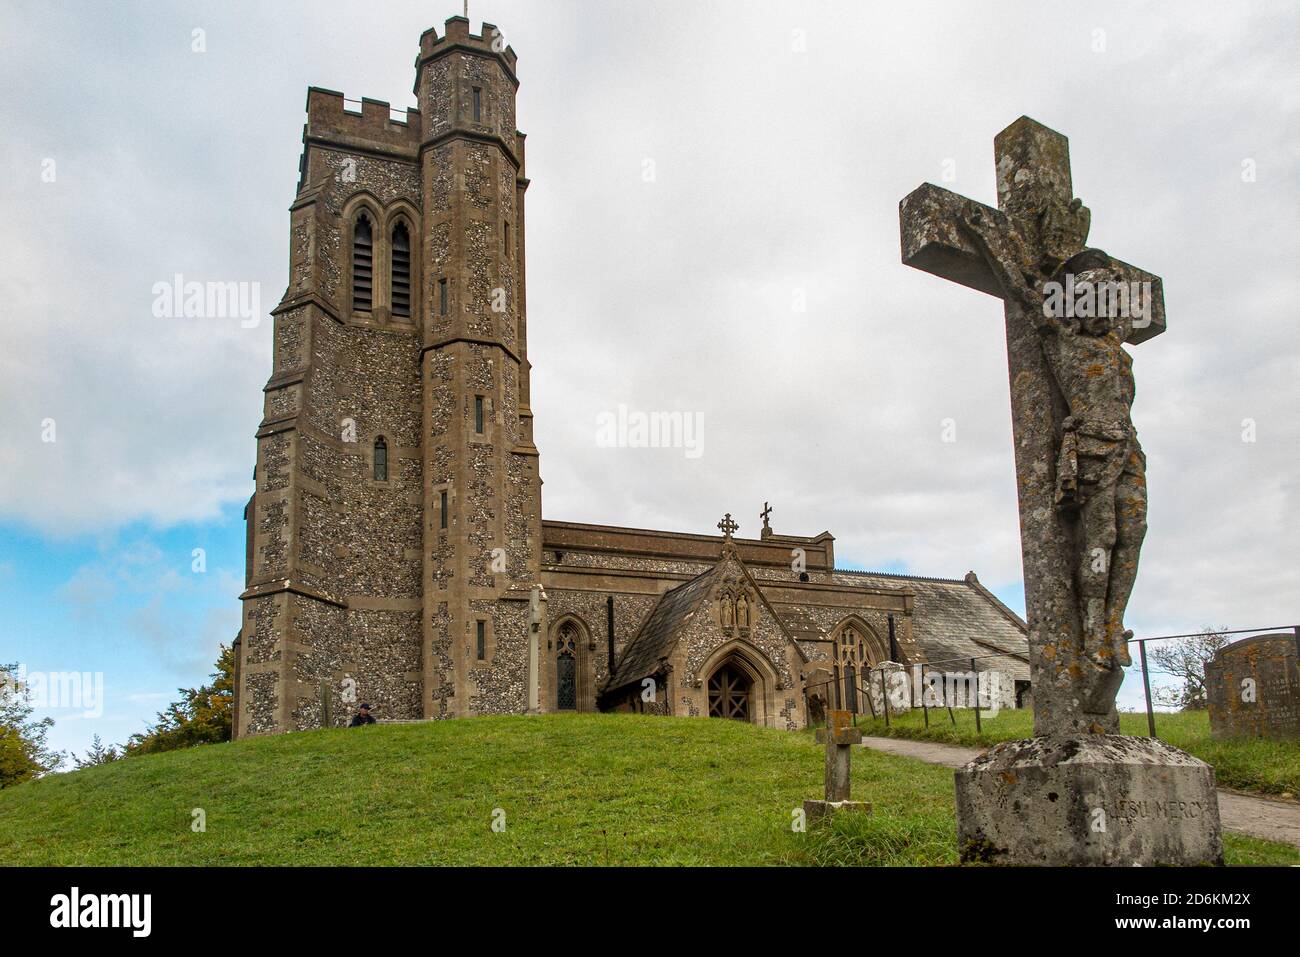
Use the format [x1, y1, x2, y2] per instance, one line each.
[899, 117, 1166, 736]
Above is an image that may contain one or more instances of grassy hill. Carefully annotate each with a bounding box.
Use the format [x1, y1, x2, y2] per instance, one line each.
[1, 714, 1294, 866]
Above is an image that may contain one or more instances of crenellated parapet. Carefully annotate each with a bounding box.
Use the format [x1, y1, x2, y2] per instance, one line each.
[415, 17, 519, 84]
[305, 88, 421, 157]
[414, 17, 522, 166]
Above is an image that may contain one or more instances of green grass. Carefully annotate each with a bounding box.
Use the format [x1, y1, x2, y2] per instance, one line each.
[0, 714, 1293, 866]
[854, 707, 1300, 798]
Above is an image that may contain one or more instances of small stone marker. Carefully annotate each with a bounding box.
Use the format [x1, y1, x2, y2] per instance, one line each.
[1206, 633, 1300, 740]
[804, 710, 871, 821]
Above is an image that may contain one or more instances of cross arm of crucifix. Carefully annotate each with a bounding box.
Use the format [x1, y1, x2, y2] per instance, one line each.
[899, 139, 1166, 347]
[957, 211, 1044, 317]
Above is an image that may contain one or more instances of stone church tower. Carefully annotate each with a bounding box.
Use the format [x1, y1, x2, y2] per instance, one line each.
[235, 18, 1032, 737]
[236, 18, 542, 736]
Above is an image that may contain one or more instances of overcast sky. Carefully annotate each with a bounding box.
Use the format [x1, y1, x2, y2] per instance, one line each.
[2, 0, 1297, 757]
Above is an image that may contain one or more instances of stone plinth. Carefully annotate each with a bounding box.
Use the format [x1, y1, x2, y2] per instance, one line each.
[954, 735, 1222, 866]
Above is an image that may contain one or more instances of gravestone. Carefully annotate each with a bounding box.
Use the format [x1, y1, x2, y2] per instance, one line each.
[1206, 633, 1300, 740]
[804, 710, 871, 821]
[866, 660, 909, 717]
[803, 665, 832, 727]
[900, 116, 1222, 865]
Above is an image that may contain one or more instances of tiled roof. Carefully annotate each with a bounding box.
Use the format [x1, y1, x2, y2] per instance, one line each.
[605, 565, 721, 691]
[833, 570, 1030, 680]
[607, 561, 1033, 692]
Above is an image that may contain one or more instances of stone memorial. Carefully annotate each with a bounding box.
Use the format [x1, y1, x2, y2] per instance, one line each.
[899, 116, 1222, 865]
[804, 709, 871, 822]
[866, 660, 910, 718]
[1206, 632, 1300, 740]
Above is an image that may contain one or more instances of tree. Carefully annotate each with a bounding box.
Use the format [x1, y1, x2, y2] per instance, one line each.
[124, 644, 234, 756]
[0, 662, 64, 788]
[74, 734, 122, 768]
[1148, 627, 1230, 711]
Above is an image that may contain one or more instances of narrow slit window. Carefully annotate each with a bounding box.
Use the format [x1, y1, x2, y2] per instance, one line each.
[352, 214, 373, 312]
[476, 620, 486, 660]
[373, 436, 387, 482]
[438, 277, 448, 316]
[503, 221, 510, 257]
[390, 222, 411, 318]
[474, 395, 484, 433]
[440, 489, 448, 529]
[472, 86, 482, 122]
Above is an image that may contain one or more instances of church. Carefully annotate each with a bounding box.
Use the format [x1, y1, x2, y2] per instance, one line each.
[232, 17, 1030, 738]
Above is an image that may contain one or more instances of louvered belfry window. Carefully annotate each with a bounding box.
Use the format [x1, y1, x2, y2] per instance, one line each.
[352, 214, 373, 312]
[391, 222, 411, 318]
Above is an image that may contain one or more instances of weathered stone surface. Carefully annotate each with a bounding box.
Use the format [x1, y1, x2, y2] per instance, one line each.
[954, 735, 1222, 866]
[807, 710, 863, 806]
[1206, 633, 1300, 740]
[814, 726, 863, 746]
[899, 117, 1222, 869]
[901, 116, 1166, 737]
[804, 723, 872, 821]
[854, 659, 912, 716]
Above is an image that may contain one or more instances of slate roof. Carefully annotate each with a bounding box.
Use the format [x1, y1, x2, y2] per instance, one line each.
[607, 560, 1032, 693]
[833, 570, 1030, 680]
[605, 565, 721, 691]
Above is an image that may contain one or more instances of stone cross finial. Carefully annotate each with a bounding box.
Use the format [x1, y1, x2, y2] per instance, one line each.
[899, 117, 1165, 736]
[760, 502, 773, 530]
[717, 513, 739, 540]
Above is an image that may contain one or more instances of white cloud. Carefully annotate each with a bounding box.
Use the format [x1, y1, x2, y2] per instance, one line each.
[0, 0, 1296, 639]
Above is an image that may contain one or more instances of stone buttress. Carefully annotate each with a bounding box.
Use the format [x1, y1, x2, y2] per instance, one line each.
[415, 19, 543, 719]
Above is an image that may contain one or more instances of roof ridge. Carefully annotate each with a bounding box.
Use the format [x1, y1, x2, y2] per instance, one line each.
[832, 567, 968, 584]
[661, 564, 715, 595]
[960, 574, 1029, 632]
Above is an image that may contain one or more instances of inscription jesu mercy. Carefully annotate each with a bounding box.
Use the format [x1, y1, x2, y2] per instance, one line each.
[899, 116, 1167, 736]
[1112, 797, 1211, 823]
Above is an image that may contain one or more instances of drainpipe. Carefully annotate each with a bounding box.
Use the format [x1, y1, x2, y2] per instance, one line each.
[606, 596, 616, 676]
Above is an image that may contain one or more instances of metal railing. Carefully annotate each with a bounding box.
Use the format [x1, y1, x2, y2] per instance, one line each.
[802, 625, 1300, 742]
[1125, 625, 1300, 738]
[803, 648, 1029, 731]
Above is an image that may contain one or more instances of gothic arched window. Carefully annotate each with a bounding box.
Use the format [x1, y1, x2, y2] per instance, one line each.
[390, 222, 411, 318]
[352, 214, 373, 312]
[556, 622, 578, 710]
[837, 627, 868, 667]
[373, 436, 388, 482]
[834, 626, 871, 714]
